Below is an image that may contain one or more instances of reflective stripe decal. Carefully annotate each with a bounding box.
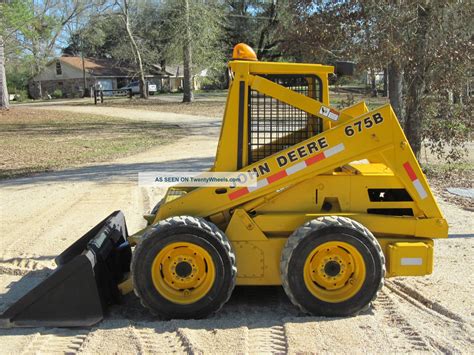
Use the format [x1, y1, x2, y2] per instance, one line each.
[286, 161, 307, 175]
[324, 143, 345, 158]
[248, 178, 269, 192]
[403, 162, 428, 200]
[413, 179, 428, 199]
[267, 170, 288, 184]
[228, 187, 250, 200]
[403, 162, 418, 181]
[305, 152, 325, 165]
[401, 257, 423, 266]
[228, 143, 346, 200]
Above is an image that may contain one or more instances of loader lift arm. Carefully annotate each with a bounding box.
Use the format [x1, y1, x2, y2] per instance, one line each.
[154, 102, 446, 238]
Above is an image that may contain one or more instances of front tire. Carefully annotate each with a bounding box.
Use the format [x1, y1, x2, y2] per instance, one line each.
[280, 216, 385, 316]
[132, 216, 236, 319]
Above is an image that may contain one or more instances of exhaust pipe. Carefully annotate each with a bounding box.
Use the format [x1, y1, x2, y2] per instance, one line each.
[0, 211, 132, 328]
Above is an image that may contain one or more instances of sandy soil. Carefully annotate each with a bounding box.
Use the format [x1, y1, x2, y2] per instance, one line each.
[0, 105, 473, 354]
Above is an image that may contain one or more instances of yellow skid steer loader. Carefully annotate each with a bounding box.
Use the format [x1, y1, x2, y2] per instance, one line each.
[0, 44, 447, 327]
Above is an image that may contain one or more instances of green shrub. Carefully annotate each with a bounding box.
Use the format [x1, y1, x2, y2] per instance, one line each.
[52, 89, 63, 99]
[13, 89, 28, 102]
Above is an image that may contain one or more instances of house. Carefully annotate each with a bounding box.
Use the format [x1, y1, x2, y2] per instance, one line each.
[365, 70, 385, 85]
[151, 64, 209, 92]
[28, 56, 168, 99]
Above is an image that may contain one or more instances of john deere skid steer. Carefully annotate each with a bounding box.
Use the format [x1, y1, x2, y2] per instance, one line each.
[1, 44, 447, 327]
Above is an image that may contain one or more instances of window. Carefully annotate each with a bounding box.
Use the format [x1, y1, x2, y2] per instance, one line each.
[56, 60, 62, 75]
[248, 74, 323, 163]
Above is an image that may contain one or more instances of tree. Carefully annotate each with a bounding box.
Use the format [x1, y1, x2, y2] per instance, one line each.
[1, 0, 105, 100]
[182, 0, 193, 102]
[224, 0, 289, 61]
[405, 1, 472, 162]
[0, 0, 33, 108]
[63, 1, 225, 100]
[282, 0, 472, 162]
[159, 0, 224, 102]
[0, 36, 8, 109]
[404, 3, 430, 158]
[279, 1, 358, 63]
[19, 1, 99, 75]
[116, 0, 147, 99]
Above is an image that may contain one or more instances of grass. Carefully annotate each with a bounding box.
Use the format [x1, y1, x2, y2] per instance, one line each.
[423, 162, 473, 186]
[329, 90, 389, 111]
[0, 107, 182, 179]
[102, 98, 226, 118]
[422, 162, 473, 210]
[93, 88, 388, 119]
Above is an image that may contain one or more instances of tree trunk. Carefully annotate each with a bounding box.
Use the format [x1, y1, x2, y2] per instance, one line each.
[404, 3, 430, 160]
[382, 67, 388, 97]
[122, 0, 147, 99]
[370, 69, 377, 97]
[388, 60, 403, 122]
[32, 46, 43, 98]
[182, 0, 194, 103]
[0, 36, 9, 109]
[81, 51, 87, 97]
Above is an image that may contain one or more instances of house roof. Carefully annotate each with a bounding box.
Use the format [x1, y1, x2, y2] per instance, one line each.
[150, 64, 174, 76]
[59, 56, 133, 77]
[152, 64, 209, 78]
[36, 56, 206, 81]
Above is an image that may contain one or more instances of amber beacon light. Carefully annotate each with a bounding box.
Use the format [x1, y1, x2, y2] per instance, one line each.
[232, 43, 258, 61]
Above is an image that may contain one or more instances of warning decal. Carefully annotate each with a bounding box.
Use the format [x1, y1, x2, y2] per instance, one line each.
[319, 106, 340, 121]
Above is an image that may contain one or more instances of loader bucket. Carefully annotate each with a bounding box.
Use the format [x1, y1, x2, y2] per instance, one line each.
[0, 211, 132, 328]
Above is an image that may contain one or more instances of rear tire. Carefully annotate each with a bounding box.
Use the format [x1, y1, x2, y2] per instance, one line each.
[132, 216, 236, 319]
[280, 216, 385, 316]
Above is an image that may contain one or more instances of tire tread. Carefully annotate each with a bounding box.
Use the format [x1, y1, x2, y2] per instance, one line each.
[132, 216, 237, 318]
[280, 216, 385, 315]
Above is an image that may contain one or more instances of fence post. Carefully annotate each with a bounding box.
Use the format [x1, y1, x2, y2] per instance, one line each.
[100, 90, 104, 103]
[94, 89, 97, 105]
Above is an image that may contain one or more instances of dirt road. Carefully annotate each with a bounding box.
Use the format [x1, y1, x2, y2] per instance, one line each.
[0, 105, 473, 353]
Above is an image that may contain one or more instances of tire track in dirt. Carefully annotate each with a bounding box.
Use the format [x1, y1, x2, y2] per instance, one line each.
[385, 280, 474, 352]
[375, 286, 471, 353]
[374, 290, 432, 352]
[20, 328, 92, 355]
[132, 323, 191, 354]
[247, 324, 288, 354]
[0, 253, 54, 276]
[385, 279, 466, 323]
[237, 287, 289, 354]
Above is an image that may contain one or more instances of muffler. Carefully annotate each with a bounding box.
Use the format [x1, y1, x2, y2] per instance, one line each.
[0, 211, 132, 328]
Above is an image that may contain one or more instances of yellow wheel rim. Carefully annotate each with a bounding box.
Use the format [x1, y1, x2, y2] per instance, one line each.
[303, 241, 366, 303]
[151, 242, 215, 305]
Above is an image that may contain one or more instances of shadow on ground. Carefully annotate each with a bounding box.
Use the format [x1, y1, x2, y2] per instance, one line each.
[0, 279, 360, 338]
[0, 157, 215, 187]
